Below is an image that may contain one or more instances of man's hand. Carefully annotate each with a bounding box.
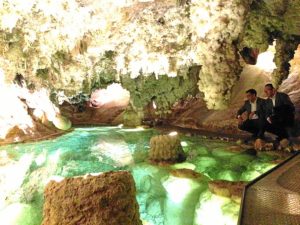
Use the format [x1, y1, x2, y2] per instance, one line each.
[249, 112, 255, 119]
[267, 117, 272, 124]
[237, 116, 243, 125]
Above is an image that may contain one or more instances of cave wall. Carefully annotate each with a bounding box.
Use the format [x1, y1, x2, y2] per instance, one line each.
[238, 0, 300, 87]
[1, 0, 252, 110]
[1, 0, 298, 106]
[168, 65, 271, 133]
[168, 46, 300, 136]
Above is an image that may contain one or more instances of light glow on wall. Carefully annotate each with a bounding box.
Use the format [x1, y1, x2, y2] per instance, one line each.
[255, 42, 277, 72]
[89, 83, 130, 108]
[0, 81, 63, 139]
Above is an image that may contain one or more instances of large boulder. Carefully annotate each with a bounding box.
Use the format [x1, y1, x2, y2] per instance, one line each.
[42, 171, 142, 225]
[149, 134, 186, 164]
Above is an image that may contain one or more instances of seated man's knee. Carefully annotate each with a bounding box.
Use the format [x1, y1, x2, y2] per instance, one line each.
[238, 123, 245, 130]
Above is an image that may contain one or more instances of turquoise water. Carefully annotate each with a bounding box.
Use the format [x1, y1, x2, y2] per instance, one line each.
[0, 127, 280, 225]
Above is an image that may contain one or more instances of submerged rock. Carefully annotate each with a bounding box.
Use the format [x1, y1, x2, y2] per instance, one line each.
[208, 180, 247, 203]
[170, 168, 206, 180]
[216, 170, 240, 182]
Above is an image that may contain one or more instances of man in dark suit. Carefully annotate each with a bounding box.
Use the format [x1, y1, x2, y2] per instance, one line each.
[263, 83, 295, 141]
[237, 89, 266, 139]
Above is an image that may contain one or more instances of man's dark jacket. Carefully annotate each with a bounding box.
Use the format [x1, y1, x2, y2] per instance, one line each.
[237, 97, 266, 119]
[265, 92, 295, 126]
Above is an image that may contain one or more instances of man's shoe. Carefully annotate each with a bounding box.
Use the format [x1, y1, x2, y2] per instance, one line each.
[254, 138, 265, 151]
[279, 138, 289, 150]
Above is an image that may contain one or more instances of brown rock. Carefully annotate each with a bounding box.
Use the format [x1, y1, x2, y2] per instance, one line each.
[208, 180, 247, 203]
[149, 134, 186, 164]
[59, 101, 126, 126]
[228, 145, 244, 153]
[5, 125, 25, 140]
[170, 169, 204, 180]
[42, 171, 142, 225]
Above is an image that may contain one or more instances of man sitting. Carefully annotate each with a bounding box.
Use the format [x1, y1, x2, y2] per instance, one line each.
[237, 89, 266, 140]
[263, 83, 295, 144]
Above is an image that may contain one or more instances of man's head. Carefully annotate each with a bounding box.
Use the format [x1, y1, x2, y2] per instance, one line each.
[246, 89, 257, 102]
[264, 83, 276, 98]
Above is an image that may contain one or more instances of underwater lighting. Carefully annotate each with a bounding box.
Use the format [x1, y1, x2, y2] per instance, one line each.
[0, 203, 27, 225]
[172, 162, 196, 170]
[35, 153, 47, 166]
[194, 192, 238, 225]
[163, 175, 204, 225]
[91, 141, 134, 167]
[163, 177, 194, 203]
[168, 131, 178, 136]
[180, 141, 188, 147]
[136, 126, 145, 131]
[255, 42, 276, 72]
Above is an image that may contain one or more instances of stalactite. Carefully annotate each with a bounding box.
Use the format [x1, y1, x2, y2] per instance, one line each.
[272, 38, 300, 87]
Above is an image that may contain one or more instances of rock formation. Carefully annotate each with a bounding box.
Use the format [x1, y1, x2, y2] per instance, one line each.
[0, 78, 71, 144]
[149, 134, 186, 163]
[238, 0, 300, 87]
[42, 171, 142, 225]
[208, 180, 247, 203]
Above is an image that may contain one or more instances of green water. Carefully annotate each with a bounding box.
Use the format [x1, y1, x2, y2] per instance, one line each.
[0, 127, 279, 225]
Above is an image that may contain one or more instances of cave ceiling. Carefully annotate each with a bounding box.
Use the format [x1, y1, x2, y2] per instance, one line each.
[0, 0, 299, 109]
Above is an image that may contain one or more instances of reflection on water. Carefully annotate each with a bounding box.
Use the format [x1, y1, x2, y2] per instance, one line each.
[0, 127, 278, 225]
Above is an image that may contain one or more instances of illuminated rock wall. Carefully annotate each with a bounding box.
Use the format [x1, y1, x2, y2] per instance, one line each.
[238, 0, 300, 87]
[190, 0, 252, 109]
[0, 71, 70, 143]
[0, 0, 299, 127]
[0, 0, 250, 110]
